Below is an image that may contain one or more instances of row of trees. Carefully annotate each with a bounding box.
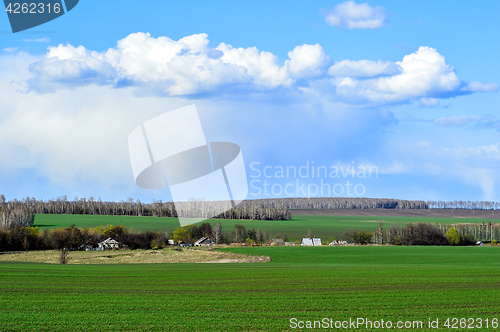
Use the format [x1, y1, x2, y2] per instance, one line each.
[341, 222, 498, 246]
[248, 198, 500, 211]
[426, 200, 500, 210]
[2, 221, 498, 252]
[252, 197, 429, 210]
[0, 222, 277, 252]
[0, 224, 170, 252]
[171, 222, 273, 245]
[0, 195, 292, 229]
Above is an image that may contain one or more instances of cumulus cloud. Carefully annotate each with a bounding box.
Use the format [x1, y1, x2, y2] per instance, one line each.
[22, 33, 496, 106]
[324, 1, 387, 29]
[285, 44, 330, 79]
[329, 46, 467, 105]
[328, 59, 401, 77]
[28, 32, 315, 95]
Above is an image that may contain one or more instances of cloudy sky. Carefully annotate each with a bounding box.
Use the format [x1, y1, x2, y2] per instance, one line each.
[0, 0, 498, 203]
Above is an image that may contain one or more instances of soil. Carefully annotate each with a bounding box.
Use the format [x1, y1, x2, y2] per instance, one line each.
[290, 208, 500, 219]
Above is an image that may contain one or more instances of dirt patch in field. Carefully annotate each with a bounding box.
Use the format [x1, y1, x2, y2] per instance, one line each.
[0, 248, 271, 264]
[291, 209, 500, 219]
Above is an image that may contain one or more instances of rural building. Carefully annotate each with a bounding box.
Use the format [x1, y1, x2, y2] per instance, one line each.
[168, 239, 175, 245]
[98, 238, 120, 250]
[194, 237, 214, 246]
[301, 238, 322, 246]
[284, 242, 295, 246]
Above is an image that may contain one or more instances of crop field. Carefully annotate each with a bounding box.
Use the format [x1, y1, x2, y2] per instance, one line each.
[33, 213, 500, 241]
[291, 208, 500, 219]
[1, 246, 500, 331]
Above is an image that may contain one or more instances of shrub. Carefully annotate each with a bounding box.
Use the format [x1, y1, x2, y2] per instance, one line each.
[341, 230, 372, 244]
[445, 228, 461, 245]
[402, 223, 447, 246]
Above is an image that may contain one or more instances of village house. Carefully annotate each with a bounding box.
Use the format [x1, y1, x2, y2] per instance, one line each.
[98, 238, 120, 250]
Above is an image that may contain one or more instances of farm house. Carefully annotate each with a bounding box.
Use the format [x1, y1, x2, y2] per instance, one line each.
[98, 238, 120, 250]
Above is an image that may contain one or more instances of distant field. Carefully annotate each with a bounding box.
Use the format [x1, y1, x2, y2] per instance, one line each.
[1, 246, 500, 331]
[292, 208, 500, 219]
[33, 213, 500, 242]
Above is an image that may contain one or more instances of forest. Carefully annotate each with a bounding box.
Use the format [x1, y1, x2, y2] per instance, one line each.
[1, 194, 499, 229]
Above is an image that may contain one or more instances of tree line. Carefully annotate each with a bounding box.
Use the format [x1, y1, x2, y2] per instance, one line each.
[250, 197, 500, 210]
[0, 222, 275, 252]
[253, 197, 429, 209]
[1, 220, 497, 252]
[0, 195, 292, 229]
[426, 200, 500, 210]
[342, 222, 499, 246]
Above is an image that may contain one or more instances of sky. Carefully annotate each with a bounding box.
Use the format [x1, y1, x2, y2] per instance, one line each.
[0, 0, 499, 203]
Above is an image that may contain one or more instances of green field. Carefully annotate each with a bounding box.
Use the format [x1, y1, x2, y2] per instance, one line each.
[33, 214, 500, 241]
[1, 246, 500, 331]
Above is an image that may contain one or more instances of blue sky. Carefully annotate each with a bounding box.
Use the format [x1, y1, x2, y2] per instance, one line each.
[0, 0, 499, 203]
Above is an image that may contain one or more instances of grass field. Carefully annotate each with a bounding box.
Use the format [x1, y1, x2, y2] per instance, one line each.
[33, 213, 500, 241]
[0, 247, 270, 264]
[1, 246, 500, 331]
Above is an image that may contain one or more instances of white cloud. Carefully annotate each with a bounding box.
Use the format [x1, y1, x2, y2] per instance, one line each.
[331, 46, 462, 105]
[328, 59, 401, 77]
[22, 33, 496, 106]
[324, 1, 387, 29]
[217, 42, 292, 89]
[3, 47, 17, 52]
[27, 32, 301, 95]
[22, 37, 50, 43]
[285, 44, 329, 79]
[463, 81, 498, 92]
[0, 54, 192, 190]
[433, 115, 485, 127]
[419, 97, 440, 107]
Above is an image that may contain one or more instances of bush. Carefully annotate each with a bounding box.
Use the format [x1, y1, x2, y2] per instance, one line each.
[402, 223, 447, 246]
[445, 228, 461, 245]
[341, 230, 373, 244]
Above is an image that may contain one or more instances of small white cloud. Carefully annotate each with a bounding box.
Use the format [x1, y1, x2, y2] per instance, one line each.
[463, 81, 498, 92]
[3, 47, 17, 52]
[328, 59, 401, 77]
[419, 97, 439, 107]
[286, 44, 329, 79]
[22, 37, 51, 43]
[433, 115, 484, 127]
[324, 1, 387, 29]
